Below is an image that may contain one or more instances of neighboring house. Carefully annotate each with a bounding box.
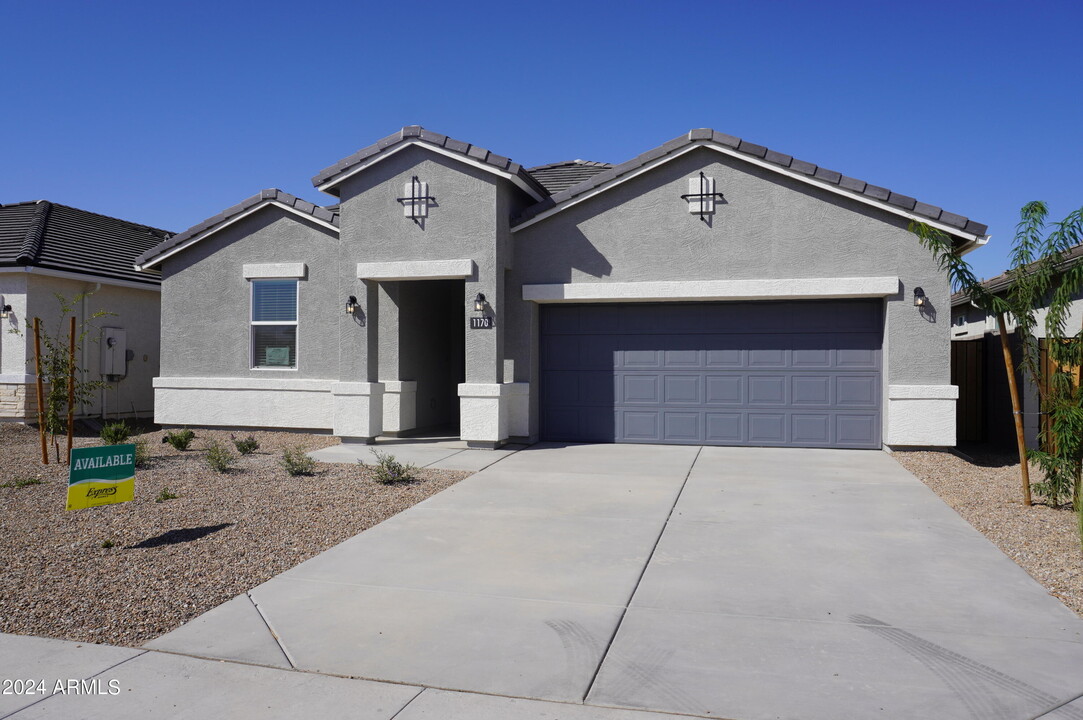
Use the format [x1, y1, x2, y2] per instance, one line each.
[135, 127, 988, 450]
[950, 245, 1083, 449]
[0, 201, 170, 422]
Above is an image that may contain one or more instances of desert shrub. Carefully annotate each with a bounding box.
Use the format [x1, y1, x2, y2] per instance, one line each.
[281, 445, 316, 476]
[205, 440, 236, 473]
[155, 487, 179, 503]
[164, 428, 195, 450]
[233, 435, 260, 455]
[100, 422, 131, 445]
[1, 476, 44, 488]
[361, 449, 417, 485]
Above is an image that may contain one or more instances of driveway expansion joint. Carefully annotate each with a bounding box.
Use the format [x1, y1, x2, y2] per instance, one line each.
[247, 592, 296, 669]
[582, 445, 703, 702]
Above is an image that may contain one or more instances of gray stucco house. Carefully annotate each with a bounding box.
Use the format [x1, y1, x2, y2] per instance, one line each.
[135, 127, 988, 449]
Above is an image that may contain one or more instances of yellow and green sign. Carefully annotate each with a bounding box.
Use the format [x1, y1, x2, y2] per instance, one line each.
[67, 445, 135, 511]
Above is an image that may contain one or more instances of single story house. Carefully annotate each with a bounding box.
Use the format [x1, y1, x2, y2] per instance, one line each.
[950, 244, 1083, 449]
[0, 200, 169, 421]
[135, 127, 988, 449]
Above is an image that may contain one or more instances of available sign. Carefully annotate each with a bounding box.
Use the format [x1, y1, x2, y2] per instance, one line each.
[67, 445, 135, 511]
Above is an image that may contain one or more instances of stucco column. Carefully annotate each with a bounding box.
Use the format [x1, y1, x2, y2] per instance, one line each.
[335, 279, 383, 441]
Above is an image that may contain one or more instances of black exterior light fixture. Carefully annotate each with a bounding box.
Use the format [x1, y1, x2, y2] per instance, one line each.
[346, 296, 358, 315]
[913, 287, 927, 307]
[0, 302, 10, 319]
[474, 293, 487, 312]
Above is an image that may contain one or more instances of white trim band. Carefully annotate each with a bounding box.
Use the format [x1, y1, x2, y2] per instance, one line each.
[522, 277, 900, 303]
[357, 259, 476, 281]
[888, 384, 959, 400]
[154, 377, 332, 392]
[243, 263, 307, 279]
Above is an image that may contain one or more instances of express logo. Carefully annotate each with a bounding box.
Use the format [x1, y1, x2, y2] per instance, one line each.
[86, 487, 117, 498]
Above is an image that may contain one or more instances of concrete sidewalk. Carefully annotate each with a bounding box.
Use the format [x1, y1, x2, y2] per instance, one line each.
[8, 443, 1083, 719]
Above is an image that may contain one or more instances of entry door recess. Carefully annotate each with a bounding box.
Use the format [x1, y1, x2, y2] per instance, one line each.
[539, 300, 882, 448]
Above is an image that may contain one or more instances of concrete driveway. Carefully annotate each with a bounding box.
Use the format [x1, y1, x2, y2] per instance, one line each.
[138, 443, 1083, 720]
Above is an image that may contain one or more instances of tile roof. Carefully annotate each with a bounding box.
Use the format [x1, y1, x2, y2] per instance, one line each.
[135, 189, 339, 269]
[512, 129, 989, 237]
[311, 126, 549, 199]
[950, 243, 1083, 307]
[0, 200, 172, 286]
[526, 160, 613, 194]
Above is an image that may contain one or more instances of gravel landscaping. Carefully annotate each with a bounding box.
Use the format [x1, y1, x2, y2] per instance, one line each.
[0, 424, 469, 647]
[894, 448, 1083, 618]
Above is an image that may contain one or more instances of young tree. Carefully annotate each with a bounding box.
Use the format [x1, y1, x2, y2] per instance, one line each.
[9, 293, 111, 463]
[911, 202, 1083, 543]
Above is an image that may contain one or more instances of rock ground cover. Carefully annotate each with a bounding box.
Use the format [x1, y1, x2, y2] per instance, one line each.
[0, 424, 468, 646]
[894, 448, 1083, 618]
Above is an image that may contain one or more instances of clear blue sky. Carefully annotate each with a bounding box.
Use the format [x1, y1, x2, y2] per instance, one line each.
[3, 0, 1080, 282]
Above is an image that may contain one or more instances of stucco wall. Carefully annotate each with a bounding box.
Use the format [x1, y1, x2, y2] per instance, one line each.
[0, 273, 29, 380]
[159, 207, 342, 381]
[19, 275, 160, 419]
[336, 146, 510, 385]
[509, 147, 952, 440]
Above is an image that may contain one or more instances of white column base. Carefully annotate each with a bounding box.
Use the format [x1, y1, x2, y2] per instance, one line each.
[885, 385, 958, 446]
[381, 380, 417, 434]
[332, 382, 384, 441]
[458, 383, 530, 448]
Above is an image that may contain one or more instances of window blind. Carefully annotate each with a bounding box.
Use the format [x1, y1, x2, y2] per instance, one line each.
[252, 280, 297, 322]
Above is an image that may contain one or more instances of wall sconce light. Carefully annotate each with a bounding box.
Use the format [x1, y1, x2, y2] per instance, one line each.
[474, 293, 487, 312]
[0, 304, 11, 319]
[913, 287, 926, 307]
[346, 296, 358, 314]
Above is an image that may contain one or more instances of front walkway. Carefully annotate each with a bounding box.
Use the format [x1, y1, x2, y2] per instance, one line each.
[5, 444, 1083, 719]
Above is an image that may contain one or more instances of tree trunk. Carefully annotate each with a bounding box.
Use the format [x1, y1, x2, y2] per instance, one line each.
[997, 313, 1032, 506]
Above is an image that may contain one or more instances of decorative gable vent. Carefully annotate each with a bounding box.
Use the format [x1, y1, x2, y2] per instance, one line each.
[397, 176, 436, 225]
[681, 172, 724, 223]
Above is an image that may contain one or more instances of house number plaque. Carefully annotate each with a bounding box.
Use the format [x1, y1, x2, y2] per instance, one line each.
[470, 317, 494, 329]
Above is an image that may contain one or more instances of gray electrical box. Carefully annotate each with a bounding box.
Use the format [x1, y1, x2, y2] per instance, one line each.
[101, 327, 127, 377]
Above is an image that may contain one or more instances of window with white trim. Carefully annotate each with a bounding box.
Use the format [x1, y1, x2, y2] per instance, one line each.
[251, 279, 298, 369]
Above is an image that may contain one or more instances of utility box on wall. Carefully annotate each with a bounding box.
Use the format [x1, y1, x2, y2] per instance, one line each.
[101, 327, 127, 378]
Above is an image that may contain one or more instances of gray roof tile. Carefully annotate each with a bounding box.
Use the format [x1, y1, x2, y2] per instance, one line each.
[764, 150, 793, 167]
[839, 175, 867, 192]
[814, 167, 842, 184]
[887, 192, 917, 211]
[789, 159, 817, 175]
[863, 184, 890, 201]
[737, 140, 768, 158]
[526, 161, 613, 194]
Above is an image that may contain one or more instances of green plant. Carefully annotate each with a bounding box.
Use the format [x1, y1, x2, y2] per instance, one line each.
[232, 435, 260, 455]
[164, 428, 196, 450]
[280, 445, 316, 476]
[100, 539, 115, 549]
[100, 421, 131, 445]
[205, 440, 236, 473]
[913, 201, 1083, 547]
[0, 476, 44, 488]
[361, 448, 417, 485]
[155, 487, 179, 503]
[7, 293, 113, 463]
[134, 438, 151, 467]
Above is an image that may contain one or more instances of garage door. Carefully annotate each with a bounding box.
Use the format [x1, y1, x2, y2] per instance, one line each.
[539, 300, 882, 448]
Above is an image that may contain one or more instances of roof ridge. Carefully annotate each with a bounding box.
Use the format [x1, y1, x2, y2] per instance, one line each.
[134, 188, 340, 269]
[17, 201, 51, 264]
[311, 126, 549, 200]
[513, 128, 987, 237]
